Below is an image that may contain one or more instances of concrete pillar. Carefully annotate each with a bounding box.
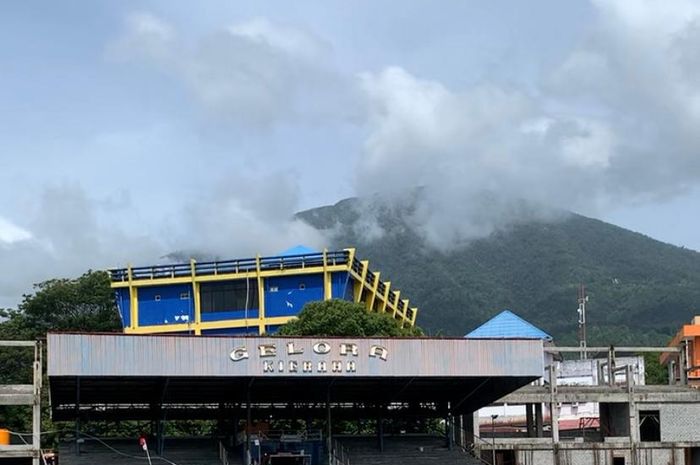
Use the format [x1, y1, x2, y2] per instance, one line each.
[465, 411, 480, 454]
[245, 389, 251, 465]
[454, 414, 464, 447]
[668, 360, 675, 385]
[680, 342, 689, 385]
[446, 414, 453, 450]
[32, 346, 41, 465]
[525, 403, 534, 437]
[326, 388, 332, 465]
[534, 403, 543, 438]
[550, 365, 559, 444]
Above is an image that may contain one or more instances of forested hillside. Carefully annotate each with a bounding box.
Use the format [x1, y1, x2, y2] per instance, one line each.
[298, 197, 700, 345]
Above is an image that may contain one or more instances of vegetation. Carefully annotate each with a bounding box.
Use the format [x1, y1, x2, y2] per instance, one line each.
[0, 271, 121, 435]
[298, 196, 700, 346]
[278, 299, 422, 337]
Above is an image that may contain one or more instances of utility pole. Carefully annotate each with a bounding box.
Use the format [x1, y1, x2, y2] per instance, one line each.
[577, 284, 588, 360]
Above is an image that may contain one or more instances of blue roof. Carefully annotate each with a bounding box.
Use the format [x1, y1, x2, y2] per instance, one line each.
[278, 245, 320, 256]
[465, 310, 552, 341]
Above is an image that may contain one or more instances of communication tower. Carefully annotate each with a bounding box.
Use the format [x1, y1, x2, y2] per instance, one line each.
[577, 283, 588, 360]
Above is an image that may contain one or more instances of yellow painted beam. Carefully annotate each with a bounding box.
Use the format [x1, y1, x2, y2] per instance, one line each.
[256, 255, 266, 335]
[127, 264, 138, 331]
[345, 248, 356, 266]
[125, 315, 298, 335]
[380, 281, 391, 313]
[354, 260, 369, 303]
[391, 290, 401, 317]
[367, 272, 380, 311]
[191, 259, 202, 335]
[323, 249, 332, 300]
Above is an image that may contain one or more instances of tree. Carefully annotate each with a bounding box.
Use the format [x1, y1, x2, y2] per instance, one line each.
[278, 299, 422, 337]
[0, 271, 121, 435]
[16, 270, 121, 339]
[643, 352, 669, 385]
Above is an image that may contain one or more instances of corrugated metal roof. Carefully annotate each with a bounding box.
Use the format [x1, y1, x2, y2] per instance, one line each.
[465, 310, 552, 341]
[278, 245, 319, 256]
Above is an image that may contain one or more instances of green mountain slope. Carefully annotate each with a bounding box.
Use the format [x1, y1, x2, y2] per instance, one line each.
[297, 198, 700, 345]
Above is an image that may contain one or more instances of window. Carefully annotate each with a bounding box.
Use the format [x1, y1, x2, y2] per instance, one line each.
[200, 280, 259, 313]
[639, 410, 660, 442]
[613, 457, 625, 465]
[180, 292, 190, 300]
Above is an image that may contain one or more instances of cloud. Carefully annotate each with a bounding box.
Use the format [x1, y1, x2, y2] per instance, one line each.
[170, 172, 326, 257]
[0, 177, 326, 309]
[348, 1, 700, 249]
[0, 217, 32, 244]
[0, 184, 163, 308]
[109, 14, 356, 126]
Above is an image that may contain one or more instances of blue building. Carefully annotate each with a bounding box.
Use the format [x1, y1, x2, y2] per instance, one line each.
[109, 246, 418, 335]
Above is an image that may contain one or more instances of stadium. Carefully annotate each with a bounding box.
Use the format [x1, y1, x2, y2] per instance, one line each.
[3, 246, 700, 465]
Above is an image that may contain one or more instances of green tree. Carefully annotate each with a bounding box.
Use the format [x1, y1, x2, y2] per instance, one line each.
[278, 299, 422, 337]
[15, 270, 121, 339]
[643, 352, 669, 385]
[0, 271, 121, 435]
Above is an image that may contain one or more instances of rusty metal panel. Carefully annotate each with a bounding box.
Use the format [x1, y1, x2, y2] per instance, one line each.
[48, 333, 543, 378]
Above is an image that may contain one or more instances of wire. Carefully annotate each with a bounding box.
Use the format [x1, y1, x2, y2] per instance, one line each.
[77, 432, 180, 465]
[6, 429, 180, 465]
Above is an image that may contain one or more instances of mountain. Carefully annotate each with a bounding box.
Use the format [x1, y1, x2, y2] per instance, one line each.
[297, 197, 700, 345]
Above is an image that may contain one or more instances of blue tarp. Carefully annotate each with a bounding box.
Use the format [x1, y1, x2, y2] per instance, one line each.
[465, 310, 552, 341]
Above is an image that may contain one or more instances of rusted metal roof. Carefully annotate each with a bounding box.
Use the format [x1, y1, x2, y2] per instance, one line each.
[48, 333, 544, 418]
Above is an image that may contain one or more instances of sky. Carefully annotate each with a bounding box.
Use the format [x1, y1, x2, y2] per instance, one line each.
[1, 0, 700, 308]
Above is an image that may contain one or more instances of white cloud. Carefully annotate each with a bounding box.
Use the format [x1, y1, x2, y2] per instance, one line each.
[0, 217, 32, 245]
[109, 14, 352, 126]
[347, 1, 700, 248]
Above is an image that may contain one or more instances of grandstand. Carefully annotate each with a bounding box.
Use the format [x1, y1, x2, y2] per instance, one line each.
[109, 247, 417, 335]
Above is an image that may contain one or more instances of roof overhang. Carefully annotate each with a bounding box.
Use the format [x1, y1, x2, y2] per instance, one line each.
[48, 333, 543, 419]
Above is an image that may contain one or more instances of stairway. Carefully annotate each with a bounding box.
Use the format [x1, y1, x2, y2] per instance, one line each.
[58, 438, 221, 465]
[338, 435, 483, 465]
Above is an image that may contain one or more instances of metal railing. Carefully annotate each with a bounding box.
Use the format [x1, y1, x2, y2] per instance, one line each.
[330, 439, 351, 465]
[218, 440, 231, 465]
[110, 250, 351, 283]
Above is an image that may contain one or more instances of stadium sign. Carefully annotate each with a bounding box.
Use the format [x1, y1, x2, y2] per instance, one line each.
[229, 341, 389, 374]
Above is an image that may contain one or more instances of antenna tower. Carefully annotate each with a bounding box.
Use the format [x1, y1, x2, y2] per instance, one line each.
[577, 283, 588, 360]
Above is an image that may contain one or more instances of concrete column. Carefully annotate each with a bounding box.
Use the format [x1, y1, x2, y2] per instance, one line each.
[376, 415, 384, 452]
[668, 360, 676, 385]
[550, 365, 559, 444]
[525, 403, 534, 438]
[245, 389, 251, 465]
[32, 345, 41, 465]
[454, 414, 464, 447]
[446, 414, 453, 450]
[534, 403, 543, 438]
[680, 342, 689, 385]
[326, 388, 332, 465]
[465, 411, 480, 454]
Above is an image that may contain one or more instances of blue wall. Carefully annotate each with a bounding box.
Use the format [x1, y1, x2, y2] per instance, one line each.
[331, 272, 354, 300]
[201, 309, 259, 322]
[117, 271, 357, 331]
[137, 284, 194, 326]
[115, 289, 131, 327]
[264, 274, 324, 317]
